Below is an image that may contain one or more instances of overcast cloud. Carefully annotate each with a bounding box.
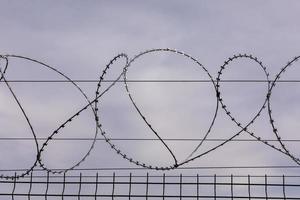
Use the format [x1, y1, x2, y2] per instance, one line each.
[1, 1, 300, 196]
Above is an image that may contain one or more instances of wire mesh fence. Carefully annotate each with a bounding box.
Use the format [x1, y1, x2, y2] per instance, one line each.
[1, 172, 300, 199]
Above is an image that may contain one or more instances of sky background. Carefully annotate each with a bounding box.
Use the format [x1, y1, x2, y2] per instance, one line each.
[1, 0, 300, 197]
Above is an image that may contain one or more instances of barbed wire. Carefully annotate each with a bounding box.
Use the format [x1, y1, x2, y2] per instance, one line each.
[1, 49, 300, 179]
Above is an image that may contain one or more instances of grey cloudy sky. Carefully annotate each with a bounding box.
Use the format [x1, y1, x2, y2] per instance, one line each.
[1, 0, 300, 184]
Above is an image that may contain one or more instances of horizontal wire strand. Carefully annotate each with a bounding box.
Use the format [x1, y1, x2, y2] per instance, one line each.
[0, 193, 298, 199]
[3, 174, 300, 178]
[0, 137, 300, 142]
[1, 165, 300, 172]
[1, 79, 300, 83]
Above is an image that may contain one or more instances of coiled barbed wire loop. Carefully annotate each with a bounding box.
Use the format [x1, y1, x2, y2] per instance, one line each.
[0, 55, 39, 179]
[0, 54, 128, 179]
[123, 49, 219, 168]
[1, 49, 300, 180]
[268, 56, 300, 165]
